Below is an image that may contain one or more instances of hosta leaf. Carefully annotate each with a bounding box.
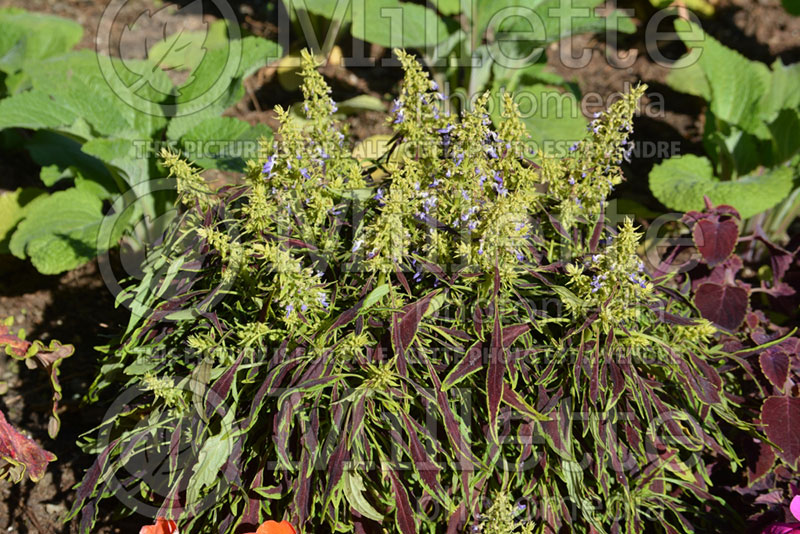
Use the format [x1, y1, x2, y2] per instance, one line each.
[0, 8, 82, 73]
[693, 282, 749, 331]
[0, 409, 56, 483]
[673, 19, 770, 134]
[8, 188, 106, 274]
[692, 217, 739, 266]
[0, 188, 46, 254]
[761, 396, 800, 468]
[649, 154, 795, 219]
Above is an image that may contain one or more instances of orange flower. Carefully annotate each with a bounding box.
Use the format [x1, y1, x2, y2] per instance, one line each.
[139, 518, 178, 534]
[248, 520, 296, 534]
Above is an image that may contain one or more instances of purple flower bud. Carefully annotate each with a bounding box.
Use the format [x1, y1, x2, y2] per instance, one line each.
[262, 155, 277, 178]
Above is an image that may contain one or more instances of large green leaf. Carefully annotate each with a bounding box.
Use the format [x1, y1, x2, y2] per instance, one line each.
[24, 131, 118, 194]
[180, 116, 273, 171]
[0, 188, 46, 254]
[148, 19, 229, 72]
[0, 8, 82, 74]
[666, 55, 710, 100]
[673, 19, 770, 135]
[504, 83, 586, 156]
[3, 50, 171, 138]
[760, 58, 800, 121]
[286, 0, 448, 48]
[167, 36, 282, 139]
[8, 188, 107, 274]
[480, 0, 634, 52]
[82, 137, 151, 187]
[649, 154, 796, 218]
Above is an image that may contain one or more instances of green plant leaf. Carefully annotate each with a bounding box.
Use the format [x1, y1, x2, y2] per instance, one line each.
[148, 19, 229, 72]
[649, 154, 795, 218]
[21, 50, 171, 137]
[335, 95, 386, 113]
[285, 0, 448, 47]
[673, 19, 770, 135]
[82, 137, 151, 187]
[432, 0, 462, 15]
[666, 55, 710, 100]
[0, 188, 46, 254]
[342, 470, 384, 521]
[761, 59, 800, 121]
[506, 83, 586, 156]
[8, 188, 106, 274]
[187, 432, 233, 506]
[0, 8, 82, 73]
[25, 130, 118, 193]
[180, 116, 273, 171]
[167, 37, 282, 140]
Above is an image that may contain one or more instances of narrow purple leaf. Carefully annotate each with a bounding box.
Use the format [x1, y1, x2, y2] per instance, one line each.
[388, 468, 417, 534]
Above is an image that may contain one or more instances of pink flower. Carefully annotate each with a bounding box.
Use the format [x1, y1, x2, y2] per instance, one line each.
[763, 496, 800, 534]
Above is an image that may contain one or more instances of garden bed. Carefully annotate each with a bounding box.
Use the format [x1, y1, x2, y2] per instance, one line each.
[0, 0, 798, 532]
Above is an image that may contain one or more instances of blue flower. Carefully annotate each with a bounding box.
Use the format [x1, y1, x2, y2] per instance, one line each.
[590, 275, 603, 293]
[262, 155, 277, 177]
[318, 292, 329, 308]
[300, 167, 311, 180]
[352, 239, 363, 252]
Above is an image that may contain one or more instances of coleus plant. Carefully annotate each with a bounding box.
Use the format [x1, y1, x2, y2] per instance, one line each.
[74, 50, 751, 533]
[649, 19, 800, 236]
[0, 7, 281, 274]
[282, 0, 636, 153]
[651, 197, 800, 520]
[0, 317, 74, 484]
